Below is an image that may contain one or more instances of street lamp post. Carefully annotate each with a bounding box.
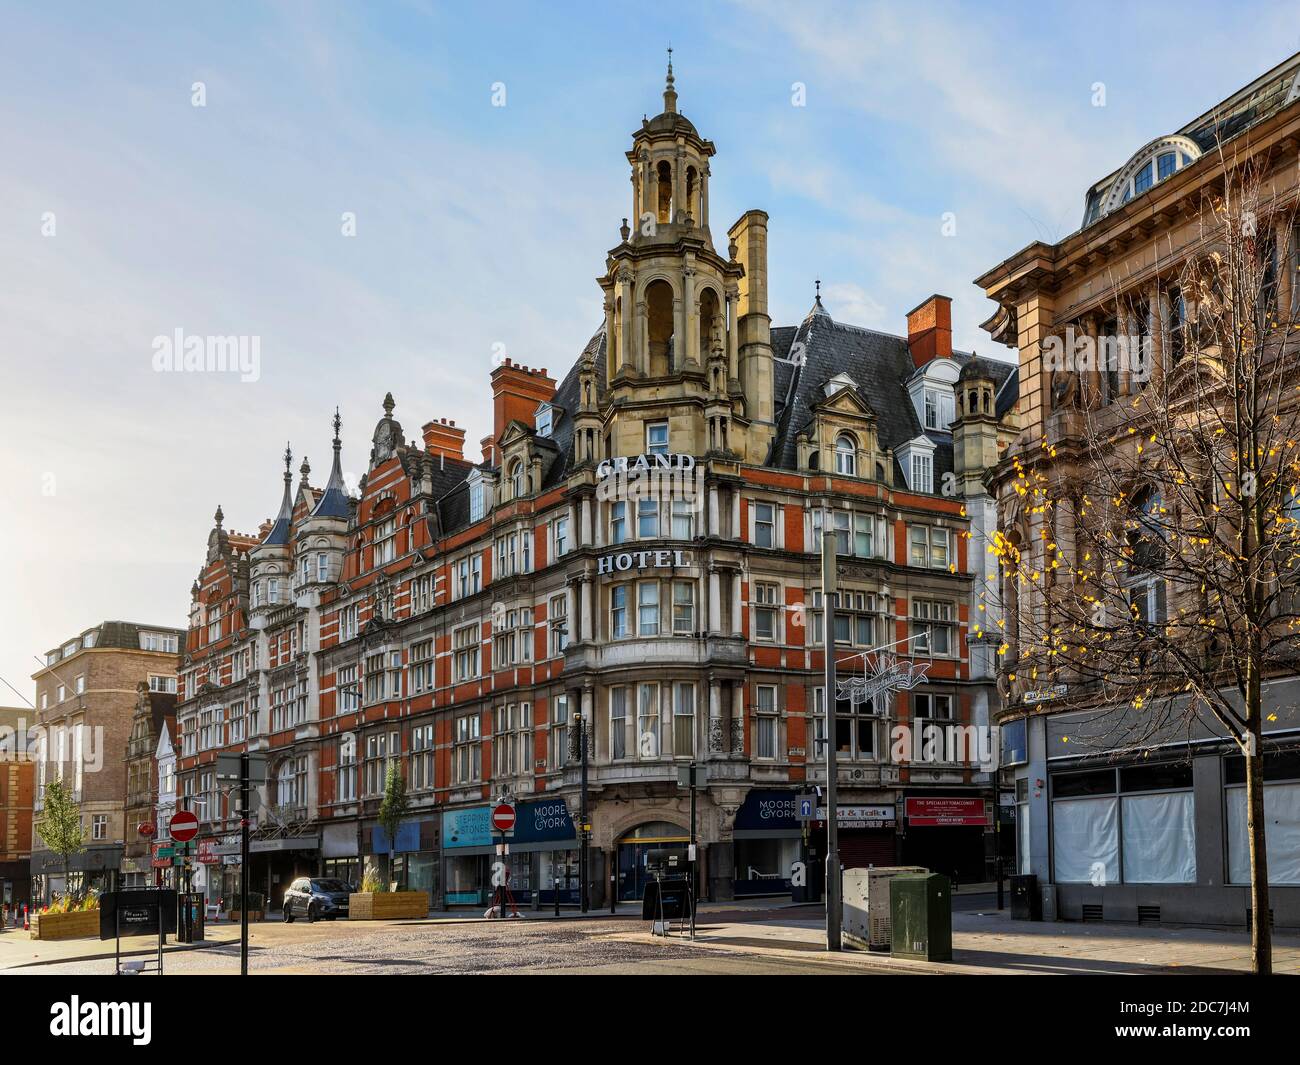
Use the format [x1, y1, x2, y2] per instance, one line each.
[821, 528, 841, 952]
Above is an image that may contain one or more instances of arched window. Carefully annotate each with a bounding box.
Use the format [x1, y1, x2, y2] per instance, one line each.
[646, 279, 675, 375]
[656, 160, 672, 224]
[510, 460, 525, 499]
[834, 433, 857, 476]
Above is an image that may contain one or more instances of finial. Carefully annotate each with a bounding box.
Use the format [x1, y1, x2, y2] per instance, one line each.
[332, 406, 342, 447]
[620, 217, 631, 241]
[815, 278, 821, 300]
[382, 392, 395, 418]
[300, 456, 311, 481]
[214, 505, 224, 527]
[282, 442, 293, 480]
[663, 45, 677, 114]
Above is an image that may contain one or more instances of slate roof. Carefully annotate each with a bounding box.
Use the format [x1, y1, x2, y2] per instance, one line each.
[420, 303, 1016, 540]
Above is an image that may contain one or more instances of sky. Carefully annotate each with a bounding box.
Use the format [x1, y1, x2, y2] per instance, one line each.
[1, 0, 1298, 702]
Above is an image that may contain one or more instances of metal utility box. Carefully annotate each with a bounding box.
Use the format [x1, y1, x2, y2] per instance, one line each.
[1009, 874, 1041, 921]
[842, 866, 927, 951]
[889, 873, 953, 962]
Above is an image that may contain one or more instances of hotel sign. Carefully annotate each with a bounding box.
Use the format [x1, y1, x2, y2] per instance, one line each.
[597, 548, 690, 576]
[596, 453, 696, 479]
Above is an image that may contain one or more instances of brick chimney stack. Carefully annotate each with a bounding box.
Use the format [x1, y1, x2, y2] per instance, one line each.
[480, 435, 497, 466]
[422, 418, 466, 461]
[490, 359, 557, 443]
[906, 294, 953, 367]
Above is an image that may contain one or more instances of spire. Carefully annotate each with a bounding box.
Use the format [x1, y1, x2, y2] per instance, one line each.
[313, 407, 352, 518]
[807, 278, 830, 319]
[663, 45, 677, 114]
[261, 443, 295, 545]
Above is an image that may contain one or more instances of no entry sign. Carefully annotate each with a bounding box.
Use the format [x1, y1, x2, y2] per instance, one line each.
[491, 803, 516, 834]
[169, 810, 200, 842]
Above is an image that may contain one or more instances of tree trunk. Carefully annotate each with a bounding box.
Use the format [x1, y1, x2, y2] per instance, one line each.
[1245, 725, 1272, 975]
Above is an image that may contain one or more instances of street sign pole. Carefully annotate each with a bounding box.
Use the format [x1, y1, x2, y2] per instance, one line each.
[578, 712, 589, 913]
[822, 526, 842, 952]
[689, 762, 697, 940]
[240, 751, 250, 977]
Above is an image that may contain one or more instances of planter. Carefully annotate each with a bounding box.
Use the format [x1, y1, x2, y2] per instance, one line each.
[228, 911, 263, 923]
[348, 891, 429, 920]
[30, 909, 100, 941]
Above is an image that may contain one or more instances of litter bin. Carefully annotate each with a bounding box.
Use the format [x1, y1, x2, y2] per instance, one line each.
[889, 873, 952, 962]
[1009, 874, 1041, 921]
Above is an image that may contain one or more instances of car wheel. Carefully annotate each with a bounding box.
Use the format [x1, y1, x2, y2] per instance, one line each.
[283, 906, 294, 923]
[307, 902, 318, 923]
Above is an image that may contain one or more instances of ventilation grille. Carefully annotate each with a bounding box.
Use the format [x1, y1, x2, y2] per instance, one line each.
[1137, 905, 1161, 925]
[1081, 903, 1104, 922]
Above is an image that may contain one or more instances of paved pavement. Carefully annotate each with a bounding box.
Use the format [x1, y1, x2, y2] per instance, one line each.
[4, 898, 1295, 976]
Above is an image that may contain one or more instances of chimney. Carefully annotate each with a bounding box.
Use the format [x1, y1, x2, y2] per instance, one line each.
[906, 294, 953, 367]
[422, 418, 466, 461]
[480, 435, 497, 466]
[490, 359, 557, 443]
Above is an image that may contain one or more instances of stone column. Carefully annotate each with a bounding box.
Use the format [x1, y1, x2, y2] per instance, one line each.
[673, 295, 685, 371]
[580, 578, 593, 643]
[709, 569, 722, 633]
[731, 571, 744, 637]
[708, 486, 719, 536]
[619, 271, 634, 375]
[708, 679, 722, 754]
[580, 497, 592, 548]
[726, 290, 739, 382]
[731, 681, 746, 754]
[683, 265, 696, 365]
[731, 492, 740, 539]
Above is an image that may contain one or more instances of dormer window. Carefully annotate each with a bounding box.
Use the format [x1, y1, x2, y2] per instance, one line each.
[1101, 136, 1200, 217]
[535, 405, 553, 438]
[834, 433, 857, 476]
[468, 471, 487, 523]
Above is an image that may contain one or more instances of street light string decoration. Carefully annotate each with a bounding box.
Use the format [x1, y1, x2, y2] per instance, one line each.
[835, 649, 931, 708]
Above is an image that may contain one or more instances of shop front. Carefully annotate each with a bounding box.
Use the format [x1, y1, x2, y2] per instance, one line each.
[616, 821, 690, 902]
[732, 790, 801, 899]
[441, 799, 578, 907]
[321, 821, 362, 889]
[369, 818, 439, 895]
[249, 836, 321, 912]
[814, 803, 898, 870]
[900, 795, 991, 883]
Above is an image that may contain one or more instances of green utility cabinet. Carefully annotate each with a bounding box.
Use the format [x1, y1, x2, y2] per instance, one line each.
[889, 873, 952, 961]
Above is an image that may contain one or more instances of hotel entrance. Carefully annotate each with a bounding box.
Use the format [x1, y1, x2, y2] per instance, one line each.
[616, 822, 690, 901]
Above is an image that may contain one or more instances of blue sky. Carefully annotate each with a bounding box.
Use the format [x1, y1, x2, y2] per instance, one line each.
[1, 0, 1298, 698]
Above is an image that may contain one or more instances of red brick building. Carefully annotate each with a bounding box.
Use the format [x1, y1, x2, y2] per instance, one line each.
[175, 65, 1018, 911]
[0, 707, 36, 909]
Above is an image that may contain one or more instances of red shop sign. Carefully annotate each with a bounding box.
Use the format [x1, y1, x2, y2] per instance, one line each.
[905, 797, 989, 827]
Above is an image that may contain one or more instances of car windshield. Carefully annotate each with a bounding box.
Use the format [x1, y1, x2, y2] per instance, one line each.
[311, 879, 350, 893]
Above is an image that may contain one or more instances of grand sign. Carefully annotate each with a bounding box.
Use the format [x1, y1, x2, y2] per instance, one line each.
[596, 453, 696, 479]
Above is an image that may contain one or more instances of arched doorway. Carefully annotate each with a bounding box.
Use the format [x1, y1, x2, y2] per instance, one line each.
[616, 820, 689, 901]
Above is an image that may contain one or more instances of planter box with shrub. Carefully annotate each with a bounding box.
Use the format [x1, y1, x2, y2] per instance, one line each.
[348, 891, 429, 920]
[31, 909, 100, 941]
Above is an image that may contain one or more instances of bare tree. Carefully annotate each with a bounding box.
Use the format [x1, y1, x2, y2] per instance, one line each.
[990, 148, 1300, 974]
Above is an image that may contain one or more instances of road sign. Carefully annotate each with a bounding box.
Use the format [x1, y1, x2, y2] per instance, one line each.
[169, 810, 199, 842]
[151, 843, 174, 869]
[138, 821, 156, 838]
[491, 803, 516, 834]
[796, 793, 815, 821]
